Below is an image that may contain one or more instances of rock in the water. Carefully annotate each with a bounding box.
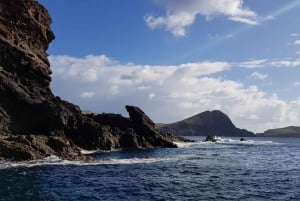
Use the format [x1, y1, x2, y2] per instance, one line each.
[203, 135, 218, 142]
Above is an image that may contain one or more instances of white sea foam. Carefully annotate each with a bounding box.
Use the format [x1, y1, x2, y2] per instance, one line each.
[0, 138, 280, 170]
[0, 155, 65, 169]
[173, 141, 201, 148]
[80, 148, 122, 155]
[205, 137, 277, 145]
[0, 155, 179, 170]
[80, 149, 99, 155]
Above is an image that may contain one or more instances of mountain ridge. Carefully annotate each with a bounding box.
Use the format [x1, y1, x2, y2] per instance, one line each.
[158, 110, 255, 137]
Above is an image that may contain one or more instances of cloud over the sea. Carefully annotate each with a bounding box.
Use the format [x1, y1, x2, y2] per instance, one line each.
[145, 0, 257, 36]
[49, 55, 300, 133]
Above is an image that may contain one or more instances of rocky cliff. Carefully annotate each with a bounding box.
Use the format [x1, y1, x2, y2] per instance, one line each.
[0, 0, 187, 161]
[158, 110, 255, 137]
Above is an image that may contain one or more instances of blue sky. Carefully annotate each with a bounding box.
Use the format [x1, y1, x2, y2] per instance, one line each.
[39, 0, 300, 132]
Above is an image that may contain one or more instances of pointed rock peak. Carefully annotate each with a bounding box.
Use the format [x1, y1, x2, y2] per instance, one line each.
[125, 105, 155, 127]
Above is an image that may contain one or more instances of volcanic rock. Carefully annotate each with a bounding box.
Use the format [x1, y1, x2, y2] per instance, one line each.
[0, 135, 89, 161]
[203, 135, 218, 142]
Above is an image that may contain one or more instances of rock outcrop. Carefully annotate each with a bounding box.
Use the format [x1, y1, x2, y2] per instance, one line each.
[0, 0, 188, 161]
[203, 135, 218, 142]
[158, 110, 255, 137]
[0, 135, 88, 161]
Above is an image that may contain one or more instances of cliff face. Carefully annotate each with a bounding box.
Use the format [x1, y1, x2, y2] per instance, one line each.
[0, 0, 56, 134]
[158, 110, 255, 137]
[0, 0, 185, 161]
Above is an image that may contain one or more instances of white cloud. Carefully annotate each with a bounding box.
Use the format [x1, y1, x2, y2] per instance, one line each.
[263, 15, 275, 21]
[297, 52, 300, 55]
[239, 58, 300, 69]
[291, 33, 299, 37]
[229, 16, 257, 25]
[225, 34, 234, 39]
[50, 54, 300, 133]
[294, 40, 300, 45]
[145, 0, 257, 36]
[145, 13, 194, 37]
[240, 59, 268, 68]
[294, 82, 300, 87]
[270, 60, 300, 67]
[50, 54, 111, 82]
[251, 72, 268, 80]
[80, 91, 96, 99]
[149, 93, 156, 100]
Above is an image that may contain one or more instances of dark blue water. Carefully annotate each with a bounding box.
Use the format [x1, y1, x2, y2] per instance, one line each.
[1, 137, 300, 201]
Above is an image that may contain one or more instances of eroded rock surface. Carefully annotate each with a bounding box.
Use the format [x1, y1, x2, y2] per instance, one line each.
[0, 135, 89, 161]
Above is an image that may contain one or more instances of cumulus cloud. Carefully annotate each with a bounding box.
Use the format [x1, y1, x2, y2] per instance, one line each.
[49, 54, 300, 133]
[145, 0, 257, 36]
[50, 55, 111, 82]
[251, 72, 268, 80]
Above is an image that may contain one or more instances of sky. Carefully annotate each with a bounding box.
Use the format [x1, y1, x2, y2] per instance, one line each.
[38, 0, 300, 133]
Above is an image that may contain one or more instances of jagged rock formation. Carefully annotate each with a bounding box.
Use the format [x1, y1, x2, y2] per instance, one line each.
[0, 0, 187, 161]
[158, 110, 255, 137]
[203, 135, 218, 142]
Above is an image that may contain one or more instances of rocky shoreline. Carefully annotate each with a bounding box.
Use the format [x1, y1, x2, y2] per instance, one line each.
[0, 0, 191, 161]
[0, 105, 192, 161]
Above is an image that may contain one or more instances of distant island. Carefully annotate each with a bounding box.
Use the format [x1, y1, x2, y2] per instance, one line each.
[257, 126, 300, 138]
[157, 110, 255, 137]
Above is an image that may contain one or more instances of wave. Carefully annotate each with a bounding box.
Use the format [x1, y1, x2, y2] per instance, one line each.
[173, 141, 201, 148]
[203, 137, 277, 145]
[80, 149, 99, 155]
[0, 155, 178, 170]
[0, 138, 280, 170]
[80, 148, 123, 155]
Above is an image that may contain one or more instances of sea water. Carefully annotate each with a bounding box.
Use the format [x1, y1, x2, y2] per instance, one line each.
[0, 137, 300, 201]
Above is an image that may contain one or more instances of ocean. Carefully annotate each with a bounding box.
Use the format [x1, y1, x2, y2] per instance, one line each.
[0, 137, 299, 201]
